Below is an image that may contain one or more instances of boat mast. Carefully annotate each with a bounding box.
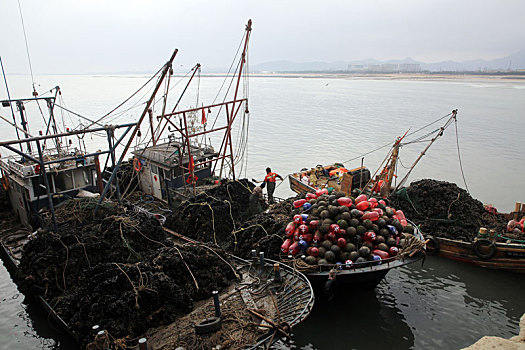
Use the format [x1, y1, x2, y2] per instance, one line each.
[217, 19, 252, 180]
[394, 109, 458, 191]
[94, 49, 179, 215]
[0, 56, 22, 151]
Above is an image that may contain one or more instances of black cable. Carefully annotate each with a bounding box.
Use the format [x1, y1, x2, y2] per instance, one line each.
[454, 118, 470, 193]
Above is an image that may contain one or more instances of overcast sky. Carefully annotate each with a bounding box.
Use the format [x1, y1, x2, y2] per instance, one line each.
[1, 0, 524, 74]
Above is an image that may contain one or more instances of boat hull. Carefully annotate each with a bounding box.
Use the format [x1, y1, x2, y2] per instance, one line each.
[289, 175, 316, 194]
[305, 253, 424, 292]
[431, 237, 525, 273]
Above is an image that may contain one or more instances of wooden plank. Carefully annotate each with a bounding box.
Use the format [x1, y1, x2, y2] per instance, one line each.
[340, 173, 353, 195]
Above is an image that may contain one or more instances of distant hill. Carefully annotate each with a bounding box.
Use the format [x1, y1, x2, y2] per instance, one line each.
[250, 50, 525, 73]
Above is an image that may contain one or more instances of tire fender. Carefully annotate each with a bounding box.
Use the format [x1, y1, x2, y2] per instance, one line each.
[194, 316, 222, 335]
[472, 239, 497, 260]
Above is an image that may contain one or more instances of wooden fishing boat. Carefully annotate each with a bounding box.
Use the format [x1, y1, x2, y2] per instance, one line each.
[425, 236, 525, 273]
[289, 164, 371, 195]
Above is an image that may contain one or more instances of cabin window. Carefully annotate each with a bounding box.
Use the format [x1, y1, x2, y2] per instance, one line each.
[73, 168, 91, 188]
[54, 170, 74, 192]
[151, 165, 158, 174]
[31, 175, 54, 197]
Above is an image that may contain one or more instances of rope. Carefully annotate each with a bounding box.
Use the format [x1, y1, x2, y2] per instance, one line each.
[341, 111, 453, 165]
[495, 234, 525, 244]
[16, 0, 37, 94]
[454, 117, 470, 194]
[85, 65, 164, 128]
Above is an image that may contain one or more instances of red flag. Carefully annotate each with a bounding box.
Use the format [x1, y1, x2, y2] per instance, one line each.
[188, 156, 195, 173]
[201, 109, 207, 124]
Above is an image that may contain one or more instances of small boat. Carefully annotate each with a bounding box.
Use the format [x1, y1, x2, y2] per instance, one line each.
[289, 164, 371, 195]
[301, 250, 425, 291]
[143, 251, 315, 350]
[291, 225, 426, 293]
[425, 236, 525, 274]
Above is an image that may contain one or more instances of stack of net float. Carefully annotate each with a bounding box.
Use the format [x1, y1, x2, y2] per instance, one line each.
[281, 190, 416, 268]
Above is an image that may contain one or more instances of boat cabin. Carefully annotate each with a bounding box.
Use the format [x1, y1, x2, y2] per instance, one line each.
[0, 150, 98, 227]
[132, 137, 218, 202]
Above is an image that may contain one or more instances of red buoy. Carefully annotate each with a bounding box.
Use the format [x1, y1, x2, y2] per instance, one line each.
[293, 199, 307, 208]
[355, 194, 368, 204]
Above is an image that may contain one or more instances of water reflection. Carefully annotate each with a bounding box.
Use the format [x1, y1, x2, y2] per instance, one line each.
[386, 257, 525, 349]
[293, 288, 414, 349]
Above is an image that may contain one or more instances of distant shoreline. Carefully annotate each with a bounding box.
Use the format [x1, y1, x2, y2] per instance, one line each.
[9, 72, 525, 82]
[243, 72, 525, 81]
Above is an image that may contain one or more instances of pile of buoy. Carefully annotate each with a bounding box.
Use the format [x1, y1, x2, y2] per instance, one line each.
[280, 190, 415, 268]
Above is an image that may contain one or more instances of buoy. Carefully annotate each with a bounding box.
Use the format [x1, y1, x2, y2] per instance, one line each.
[356, 201, 370, 211]
[306, 193, 317, 200]
[372, 249, 389, 260]
[133, 157, 143, 172]
[388, 246, 399, 257]
[329, 224, 340, 234]
[364, 231, 376, 242]
[355, 194, 368, 204]
[281, 239, 292, 253]
[288, 242, 300, 256]
[293, 199, 307, 208]
[362, 211, 379, 221]
[285, 222, 295, 237]
[337, 197, 353, 207]
[298, 224, 308, 234]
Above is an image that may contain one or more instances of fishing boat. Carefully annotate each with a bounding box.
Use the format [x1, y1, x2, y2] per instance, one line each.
[289, 164, 371, 196]
[424, 207, 525, 274]
[0, 218, 314, 349]
[289, 222, 426, 294]
[0, 88, 138, 228]
[130, 21, 253, 207]
[425, 236, 525, 273]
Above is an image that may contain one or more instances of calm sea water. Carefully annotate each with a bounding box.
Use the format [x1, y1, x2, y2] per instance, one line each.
[1, 75, 525, 349]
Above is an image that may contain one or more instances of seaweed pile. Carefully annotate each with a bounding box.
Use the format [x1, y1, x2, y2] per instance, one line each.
[164, 180, 292, 259]
[390, 179, 509, 241]
[19, 198, 236, 346]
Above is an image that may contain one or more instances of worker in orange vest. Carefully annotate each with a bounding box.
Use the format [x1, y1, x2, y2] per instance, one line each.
[260, 167, 283, 204]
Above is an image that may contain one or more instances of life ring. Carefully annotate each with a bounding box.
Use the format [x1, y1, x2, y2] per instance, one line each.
[194, 316, 222, 335]
[1, 176, 8, 190]
[425, 236, 440, 255]
[133, 158, 142, 172]
[472, 239, 497, 260]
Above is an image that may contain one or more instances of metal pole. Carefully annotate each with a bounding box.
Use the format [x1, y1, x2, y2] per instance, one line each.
[16, 101, 32, 153]
[148, 109, 156, 146]
[3, 144, 40, 163]
[360, 157, 364, 190]
[94, 155, 104, 194]
[106, 128, 121, 204]
[35, 140, 57, 230]
[212, 290, 221, 317]
[0, 56, 22, 151]
[0, 122, 136, 147]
